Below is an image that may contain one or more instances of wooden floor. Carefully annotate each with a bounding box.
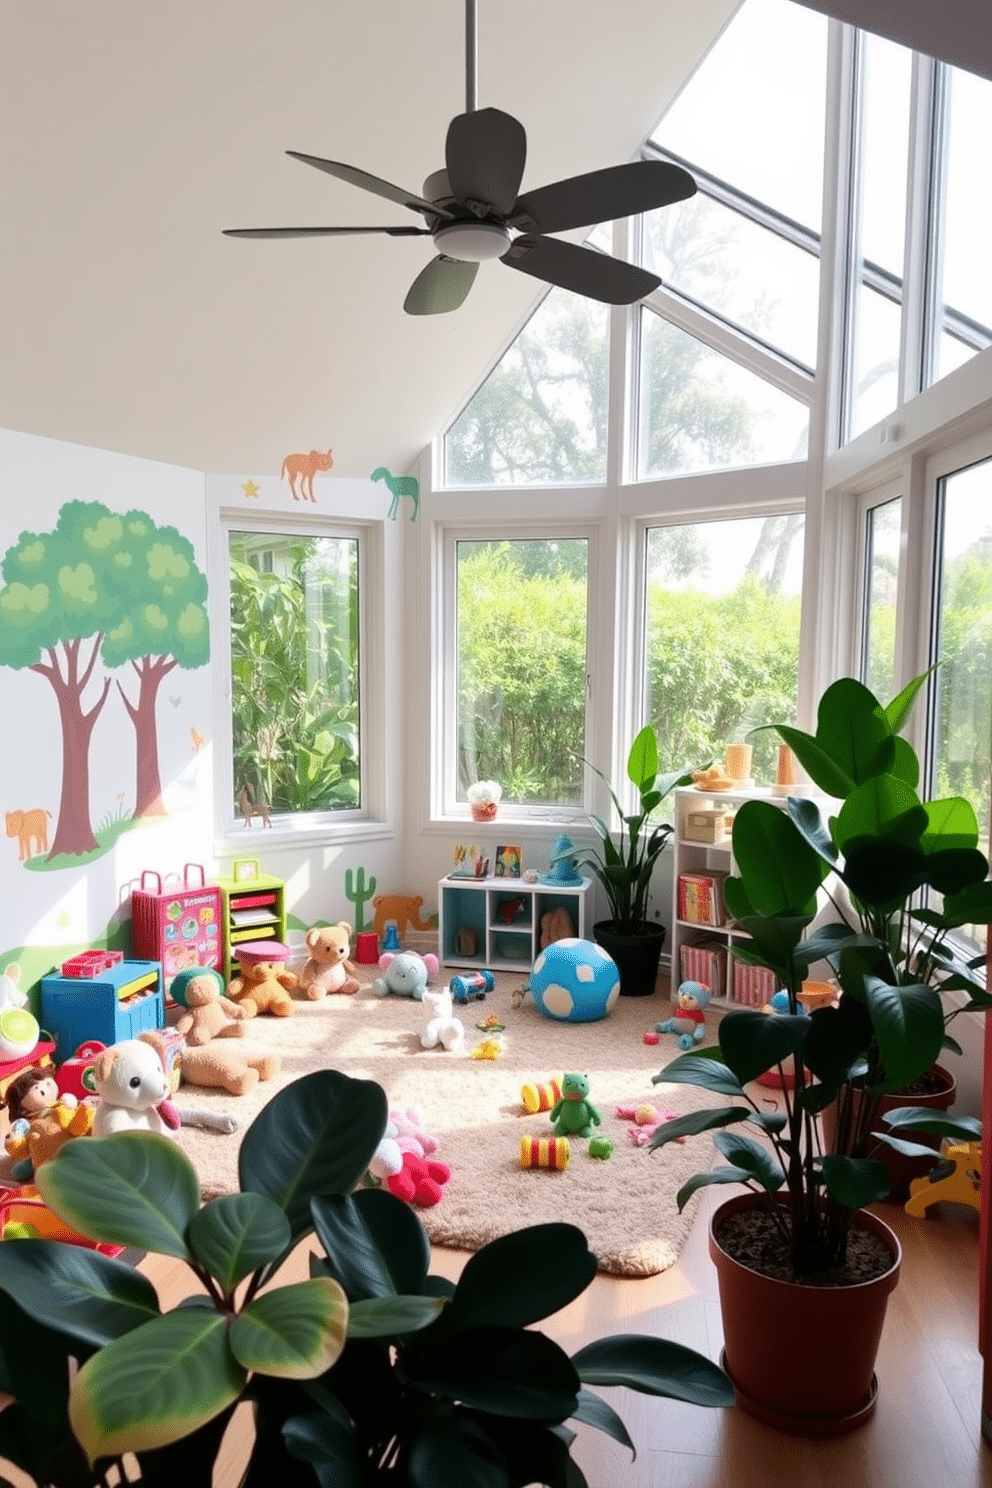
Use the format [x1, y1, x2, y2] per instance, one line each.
[143, 1186, 992, 1488]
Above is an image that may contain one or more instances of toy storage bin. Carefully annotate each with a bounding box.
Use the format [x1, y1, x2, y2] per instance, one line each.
[131, 865, 223, 989]
[40, 960, 164, 1062]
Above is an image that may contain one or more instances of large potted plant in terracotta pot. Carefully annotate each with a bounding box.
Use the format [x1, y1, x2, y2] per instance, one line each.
[650, 671, 991, 1434]
[569, 726, 695, 997]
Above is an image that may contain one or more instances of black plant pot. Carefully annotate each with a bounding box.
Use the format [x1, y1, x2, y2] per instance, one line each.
[592, 920, 665, 998]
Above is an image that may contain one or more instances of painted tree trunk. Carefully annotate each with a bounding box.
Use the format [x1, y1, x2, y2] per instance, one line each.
[37, 641, 110, 859]
[119, 655, 177, 819]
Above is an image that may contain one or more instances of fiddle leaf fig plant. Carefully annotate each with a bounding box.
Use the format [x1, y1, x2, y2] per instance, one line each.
[0, 1068, 732, 1488]
[573, 725, 696, 933]
[651, 672, 992, 1277]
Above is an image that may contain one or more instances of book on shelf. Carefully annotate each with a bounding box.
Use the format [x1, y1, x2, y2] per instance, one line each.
[229, 907, 279, 927]
[677, 870, 729, 926]
[679, 938, 727, 997]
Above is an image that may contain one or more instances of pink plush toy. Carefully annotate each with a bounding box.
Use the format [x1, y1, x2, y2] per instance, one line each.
[389, 1106, 441, 1158]
[615, 1102, 684, 1147]
[387, 1151, 451, 1207]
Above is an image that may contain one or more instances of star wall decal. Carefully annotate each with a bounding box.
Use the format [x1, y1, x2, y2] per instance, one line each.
[242, 480, 260, 498]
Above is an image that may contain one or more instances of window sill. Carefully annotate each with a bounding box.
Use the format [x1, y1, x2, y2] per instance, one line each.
[215, 814, 393, 855]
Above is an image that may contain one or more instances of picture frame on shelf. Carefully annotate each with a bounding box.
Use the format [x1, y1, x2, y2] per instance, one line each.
[495, 845, 522, 878]
[449, 843, 490, 879]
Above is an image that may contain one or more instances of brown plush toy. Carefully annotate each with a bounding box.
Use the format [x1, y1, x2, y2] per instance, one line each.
[227, 940, 297, 1017]
[171, 967, 254, 1040]
[299, 922, 361, 1000]
[143, 1028, 280, 1100]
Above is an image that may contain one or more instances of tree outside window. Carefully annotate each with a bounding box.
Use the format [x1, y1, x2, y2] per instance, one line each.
[229, 531, 360, 818]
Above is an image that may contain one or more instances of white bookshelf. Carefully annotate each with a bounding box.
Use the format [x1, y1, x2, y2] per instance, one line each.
[437, 874, 591, 971]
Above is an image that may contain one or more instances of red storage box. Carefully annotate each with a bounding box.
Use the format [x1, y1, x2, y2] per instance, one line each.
[131, 865, 223, 990]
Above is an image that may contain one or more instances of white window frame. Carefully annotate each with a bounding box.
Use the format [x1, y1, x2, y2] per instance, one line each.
[212, 505, 389, 848]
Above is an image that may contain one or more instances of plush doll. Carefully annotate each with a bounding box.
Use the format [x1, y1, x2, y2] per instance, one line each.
[368, 1119, 405, 1182]
[390, 1106, 441, 1158]
[655, 981, 711, 1050]
[171, 967, 251, 1042]
[145, 1024, 280, 1100]
[386, 1151, 451, 1207]
[228, 941, 297, 1017]
[373, 950, 440, 1000]
[90, 1038, 180, 1137]
[419, 988, 464, 1051]
[299, 922, 361, 999]
[550, 1071, 601, 1139]
[2, 1066, 94, 1177]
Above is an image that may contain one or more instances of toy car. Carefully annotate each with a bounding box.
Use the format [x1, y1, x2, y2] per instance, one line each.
[449, 970, 495, 1004]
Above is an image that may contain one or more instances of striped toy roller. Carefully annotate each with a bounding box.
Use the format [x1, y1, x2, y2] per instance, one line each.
[520, 1078, 562, 1114]
[519, 1135, 570, 1171]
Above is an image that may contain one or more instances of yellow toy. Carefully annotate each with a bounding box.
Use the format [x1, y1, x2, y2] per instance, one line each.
[904, 1142, 982, 1218]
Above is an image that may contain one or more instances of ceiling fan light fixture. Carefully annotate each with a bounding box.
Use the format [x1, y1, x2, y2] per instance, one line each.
[434, 220, 511, 262]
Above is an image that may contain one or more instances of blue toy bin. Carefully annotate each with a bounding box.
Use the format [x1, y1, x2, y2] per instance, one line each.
[529, 938, 620, 1023]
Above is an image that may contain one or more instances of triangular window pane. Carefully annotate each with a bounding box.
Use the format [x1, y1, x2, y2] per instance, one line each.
[637, 308, 809, 478]
[444, 290, 609, 486]
[651, 0, 827, 231]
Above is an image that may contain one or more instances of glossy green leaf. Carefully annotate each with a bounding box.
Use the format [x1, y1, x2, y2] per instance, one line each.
[346, 1294, 445, 1338]
[724, 913, 813, 980]
[712, 1132, 784, 1191]
[863, 977, 945, 1092]
[653, 1052, 747, 1098]
[627, 725, 659, 790]
[921, 794, 979, 851]
[786, 796, 839, 866]
[239, 1069, 388, 1241]
[731, 800, 824, 914]
[674, 1167, 758, 1211]
[0, 1240, 160, 1349]
[443, 1224, 596, 1332]
[229, 1277, 348, 1378]
[835, 776, 928, 851]
[407, 1414, 511, 1488]
[310, 1187, 431, 1300]
[69, 1308, 246, 1464]
[801, 997, 873, 1086]
[819, 1155, 891, 1207]
[924, 847, 991, 895]
[939, 879, 992, 928]
[884, 667, 932, 736]
[187, 1193, 292, 1290]
[718, 1009, 809, 1086]
[36, 1133, 200, 1259]
[842, 838, 928, 909]
[282, 1409, 366, 1488]
[888, 734, 920, 789]
[648, 1106, 752, 1150]
[809, 676, 896, 785]
[569, 1388, 636, 1456]
[877, 1107, 983, 1139]
[413, 1325, 579, 1420]
[572, 1334, 734, 1407]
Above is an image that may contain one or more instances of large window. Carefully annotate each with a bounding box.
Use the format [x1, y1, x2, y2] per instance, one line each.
[861, 495, 902, 701]
[453, 537, 590, 808]
[929, 457, 992, 865]
[229, 530, 361, 820]
[643, 513, 805, 779]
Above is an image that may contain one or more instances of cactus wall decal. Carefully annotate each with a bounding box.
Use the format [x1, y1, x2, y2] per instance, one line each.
[344, 865, 377, 931]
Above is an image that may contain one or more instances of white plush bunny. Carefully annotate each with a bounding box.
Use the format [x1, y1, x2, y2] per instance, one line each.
[419, 988, 464, 1052]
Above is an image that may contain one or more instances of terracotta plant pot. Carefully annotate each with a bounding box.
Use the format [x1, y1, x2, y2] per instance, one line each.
[470, 802, 498, 822]
[592, 920, 665, 997]
[709, 1192, 901, 1435]
[821, 1062, 957, 1203]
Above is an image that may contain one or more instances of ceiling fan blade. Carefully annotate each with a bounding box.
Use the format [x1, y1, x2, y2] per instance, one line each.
[510, 160, 696, 234]
[286, 151, 453, 219]
[445, 108, 527, 216]
[404, 255, 479, 315]
[502, 236, 661, 305]
[224, 226, 431, 239]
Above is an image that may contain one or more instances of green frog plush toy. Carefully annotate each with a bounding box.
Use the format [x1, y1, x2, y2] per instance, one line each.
[550, 1071, 601, 1138]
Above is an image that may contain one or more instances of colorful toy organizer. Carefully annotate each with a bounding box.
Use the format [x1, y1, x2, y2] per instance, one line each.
[40, 959, 164, 1062]
[131, 865, 223, 988]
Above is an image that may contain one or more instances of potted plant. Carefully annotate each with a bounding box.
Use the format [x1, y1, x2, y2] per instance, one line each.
[0, 1067, 733, 1487]
[569, 725, 695, 997]
[649, 672, 991, 1434]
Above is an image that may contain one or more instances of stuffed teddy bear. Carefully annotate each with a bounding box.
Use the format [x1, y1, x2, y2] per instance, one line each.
[90, 1038, 179, 1137]
[171, 967, 252, 1042]
[227, 941, 297, 1017]
[419, 987, 464, 1051]
[386, 1150, 451, 1207]
[2, 1066, 94, 1177]
[299, 922, 361, 999]
[655, 981, 711, 1050]
[144, 1022, 280, 1100]
[373, 950, 440, 1000]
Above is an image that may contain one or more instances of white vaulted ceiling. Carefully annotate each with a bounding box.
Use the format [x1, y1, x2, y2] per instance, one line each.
[0, 1, 987, 481]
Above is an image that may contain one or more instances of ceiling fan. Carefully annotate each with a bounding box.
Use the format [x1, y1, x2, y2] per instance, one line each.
[224, 0, 696, 315]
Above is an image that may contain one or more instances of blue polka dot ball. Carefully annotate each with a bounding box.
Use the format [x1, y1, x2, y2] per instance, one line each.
[529, 938, 621, 1023]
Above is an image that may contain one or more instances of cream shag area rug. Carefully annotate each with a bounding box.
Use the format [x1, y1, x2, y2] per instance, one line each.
[172, 972, 722, 1278]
